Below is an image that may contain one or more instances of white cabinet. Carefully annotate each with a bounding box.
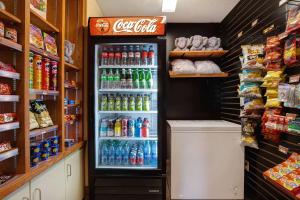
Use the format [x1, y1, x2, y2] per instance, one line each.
[31, 159, 66, 200]
[65, 150, 84, 200]
[4, 183, 30, 200]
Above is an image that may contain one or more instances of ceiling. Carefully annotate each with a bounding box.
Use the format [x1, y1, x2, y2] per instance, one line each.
[96, 0, 240, 23]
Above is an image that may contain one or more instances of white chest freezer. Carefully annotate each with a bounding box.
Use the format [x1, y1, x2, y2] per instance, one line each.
[167, 120, 244, 200]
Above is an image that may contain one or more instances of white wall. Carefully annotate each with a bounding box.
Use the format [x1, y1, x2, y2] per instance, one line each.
[86, 0, 103, 23]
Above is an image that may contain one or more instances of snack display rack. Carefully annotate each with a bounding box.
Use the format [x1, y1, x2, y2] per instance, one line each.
[0, 0, 85, 198]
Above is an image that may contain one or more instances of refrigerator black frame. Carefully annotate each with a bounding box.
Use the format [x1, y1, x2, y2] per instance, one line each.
[87, 36, 166, 182]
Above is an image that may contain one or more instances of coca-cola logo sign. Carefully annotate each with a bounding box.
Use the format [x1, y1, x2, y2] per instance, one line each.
[90, 16, 166, 36]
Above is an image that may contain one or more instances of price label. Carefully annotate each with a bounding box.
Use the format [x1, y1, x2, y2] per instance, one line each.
[263, 24, 275, 34]
[289, 74, 300, 83]
[238, 31, 243, 38]
[279, 145, 289, 154]
[252, 19, 258, 27]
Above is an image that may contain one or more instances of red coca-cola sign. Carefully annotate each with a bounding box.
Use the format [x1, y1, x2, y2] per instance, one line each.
[89, 16, 166, 36]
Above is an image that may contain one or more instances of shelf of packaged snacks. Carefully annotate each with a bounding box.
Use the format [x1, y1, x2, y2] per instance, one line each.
[64, 104, 80, 109]
[99, 111, 158, 114]
[29, 125, 59, 138]
[0, 70, 20, 79]
[0, 148, 18, 162]
[169, 71, 229, 78]
[0, 122, 19, 133]
[64, 141, 85, 157]
[29, 45, 60, 61]
[263, 175, 300, 200]
[0, 37, 22, 52]
[99, 136, 158, 141]
[98, 88, 158, 93]
[97, 165, 157, 169]
[0, 9, 22, 24]
[0, 95, 19, 102]
[98, 65, 158, 69]
[65, 62, 80, 71]
[29, 89, 59, 96]
[169, 50, 228, 58]
[30, 9, 59, 33]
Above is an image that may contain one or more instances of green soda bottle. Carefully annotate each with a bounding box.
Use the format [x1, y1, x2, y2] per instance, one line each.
[145, 69, 153, 89]
[129, 95, 135, 111]
[115, 94, 121, 111]
[136, 94, 143, 111]
[139, 69, 146, 89]
[100, 94, 108, 111]
[113, 69, 121, 89]
[100, 69, 107, 89]
[107, 69, 114, 89]
[121, 95, 128, 111]
[142, 94, 150, 111]
[108, 94, 115, 111]
[132, 69, 139, 89]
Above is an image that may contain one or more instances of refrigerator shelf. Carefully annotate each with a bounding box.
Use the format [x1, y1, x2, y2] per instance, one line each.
[99, 136, 158, 141]
[98, 89, 158, 93]
[99, 111, 158, 114]
[96, 165, 157, 169]
[99, 65, 158, 69]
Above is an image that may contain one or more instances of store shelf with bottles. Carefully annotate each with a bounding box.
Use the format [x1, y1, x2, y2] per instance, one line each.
[99, 110, 158, 114]
[99, 136, 158, 141]
[99, 65, 158, 69]
[99, 88, 158, 93]
[97, 165, 157, 169]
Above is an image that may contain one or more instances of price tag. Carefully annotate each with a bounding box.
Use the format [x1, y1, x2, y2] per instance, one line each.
[238, 31, 243, 38]
[289, 74, 300, 83]
[263, 24, 275, 34]
[278, 32, 288, 40]
[279, 145, 289, 154]
[252, 19, 258, 27]
[42, 91, 48, 95]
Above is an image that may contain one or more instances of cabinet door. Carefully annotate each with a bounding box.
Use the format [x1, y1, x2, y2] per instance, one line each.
[4, 183, 30, 200]
[31, 160, 66, 200]
[65, 149, 84, 200]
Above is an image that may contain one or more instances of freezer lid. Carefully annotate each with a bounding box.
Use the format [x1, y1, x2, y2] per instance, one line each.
[167, 120, 241, 132]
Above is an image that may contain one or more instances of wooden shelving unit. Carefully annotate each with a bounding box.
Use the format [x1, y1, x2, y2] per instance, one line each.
[0, 0, 85, 198]
[169, 71, 229, 78]
[169, 50, 228, 58]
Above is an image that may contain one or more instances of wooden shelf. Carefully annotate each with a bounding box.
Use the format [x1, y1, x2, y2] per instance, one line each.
[64, 104, 80, 109]
[169, 71, 229, 78]
[29, 125, 59, 138]
[64, 141, 85, 157]
[0, 9, 22, 24]
[0, 95, 19, 102]
[30, 9, 59, 33]
[0, 70, 20, 80]
[0, 37, 22, 52]
[0, 122, 19, 132]
[65, 62, 80, 71]
[30, 45, 60, 61]
[29, 89, 59, 96]
[0, 148, 18, 162]
[169, 50, 228, 58]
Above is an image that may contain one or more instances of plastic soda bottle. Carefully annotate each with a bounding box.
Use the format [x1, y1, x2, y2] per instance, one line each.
[100, 94, 108, 111]
[108, 46, 115, 65]
[135, 117, 143, 138]
[142, 94, 150, 111]
[120, 69, 127, 89]
[114, 46, 121, 66]
[141, 118, 150, 138]
[139, 69, 146, 89]
[151, 141, 158, 166]
[115, 143, 123, 165]
[107, 119, 114, 137]
[137, 145, 144, 165]
[108, 142, 115, 165]
[121, 95, 128, 111]
[114, 119, 122, 137]
[122, 118, 128, 137]
[141, 45, 148, 65]
[134, 45, 141, 66]
[128, 45, 134, 65]
[107, 95, 115, 111]
[100, 69, 108, 89]
[113, 69, 120, 89]
[148, 45, 155, 66]
[129, 145, 137, 165]
[101, 142, 108, 165]
[144, 141, 151, 165]
[129, 95, 136, 111]
[136, 94, 143, 111]
[121, 46, 128, 65]
[145, 69, 153, 89]
[107, 69, 114, 89]
[132, 69, 139, 89]
[101, 46, 108, 66]
[100, 119, 108, 137]
[126, 69, 133, 89]
[127, 118, 135, 137]
[115, 94, 121, 111]
[122, 142, 130, 165]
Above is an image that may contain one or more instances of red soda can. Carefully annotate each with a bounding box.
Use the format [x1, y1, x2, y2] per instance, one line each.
[50, 61, 58, 91]
[41, 58, 50, 90]
[121, 118, 128, 137]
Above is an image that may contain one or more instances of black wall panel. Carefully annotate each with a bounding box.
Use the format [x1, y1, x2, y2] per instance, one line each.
[220, 0, 300, 199]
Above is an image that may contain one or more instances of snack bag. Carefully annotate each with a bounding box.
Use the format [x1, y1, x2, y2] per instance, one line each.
[241, 44, 265, 68]
[0, 113, 16, 124]
[261, 80, 280, 88]
[241, 118, 259, 149]
[29, 110, 39, 130]
[277, 176, 299, 191]
[244, 98, 264, 110]
[240, 109, 262, 119]
[43, 33, 58, 56]
[264, 168, 282, 180]
[264, 71, 284, 81]
[30, 100, 54, 128]
[238, 82, 262, 98]
[284, 35, 300, 66]
[30, 24, 44, 49]
[286, 7, 300, 33]
[265, 62, 282, 71]
[0, 83, 12, 95]
[265, 88, 278, 98]
[239, 69, 263, 82]
[265, 48, 282, 63]
[266, 36, 281, 50]
[278, 83, 291, 102]
[265, 98, 282, 108]
[288, 119, 300, 134]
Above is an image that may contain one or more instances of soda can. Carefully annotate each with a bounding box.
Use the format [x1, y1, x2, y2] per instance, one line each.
[33, 54, 42, 89]
[49, 61, 58, 91]
[41, 58, 50, 90]
[29, 52, 34, 89]
[107, 119, 114, 137]
[121, 118, 128, 137]
[127, 119, 135, 137]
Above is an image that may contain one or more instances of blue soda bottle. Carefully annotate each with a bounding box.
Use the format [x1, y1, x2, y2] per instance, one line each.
[143, 140, 151, 165]
[135, 117, 142, 138]
[115, 143, 123, 166]
[108, 142, 115, 165]
[122, 142, 130, 165]
[101, 142, 108, 165]
[151, 141, 158, 166]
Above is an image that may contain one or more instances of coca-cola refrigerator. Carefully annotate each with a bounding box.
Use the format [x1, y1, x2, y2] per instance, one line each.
[88, 17, 166, 200]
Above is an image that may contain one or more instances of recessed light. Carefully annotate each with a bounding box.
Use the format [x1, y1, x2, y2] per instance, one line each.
[162, 0, 178, 12]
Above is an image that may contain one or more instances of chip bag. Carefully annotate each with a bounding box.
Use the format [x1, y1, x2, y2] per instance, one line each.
[265, 88, 278, 98]
[30, 100, 54, 128]
[244, 98, 264, 110]
[29, 110, 39, 130]
[265, 98, 282, 108]
[264, 71, 284, 81]
[286, 7, 300, 33]
[241, 44, 265, 68]
[238, 82, 262, 98]
[43, 32, 58, 56]
[241, 118, 258, 149]
[30, 24, 44, 49]
[284, 35, 300, 66]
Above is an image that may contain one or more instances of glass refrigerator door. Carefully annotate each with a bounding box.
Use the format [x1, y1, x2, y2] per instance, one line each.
[95, 43, 159, 169]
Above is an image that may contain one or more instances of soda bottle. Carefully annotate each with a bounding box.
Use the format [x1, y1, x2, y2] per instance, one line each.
[128, 45, 134, 66]
[141, 45, 148, 66]
[151, 141, 158, 166]
[126, 69, 133, 89]
[132, 69, 139, 89]
[120, 69, 127, 89]
[107, 119, 114, 137]
[101, 46, 108, 66]
[129, 145, 137, 165]
[108, 46, 115, 65]
[115, 143, 123, 165]
[129, 95, 135, 111]
[148, 45, 155, 66]
[107, 69, 114, 89]
[108, 95, 115, 111]
[134, 45, 141, 66]
[108, 142, 115, 165]
[113, 69, 120, 89]
[127, 118, 135, 137]
[121, 118, 128, 137]
[100, 69, 108, 89]
[122, 142, 130, 165]
[136, 94, 143, 111]
[135, 117, 143, 138]
[114, 119, 122, 137]
[137, 145, 144, 165]
[142, 94, 150, 111]
[139, 69, 146, 89]
[114, 46, 121, 66]
[121, 95, 128, 111]
[100, 118, 108, 137]
[115, 94, 121, 111]
[121, 46, 128, 66]
[100, 94, 108, 111]
[144, 141, 151, 165]
[145, 69, 153, 89]
[101, 142, 108, 165]
[142, 118, 150, 138]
